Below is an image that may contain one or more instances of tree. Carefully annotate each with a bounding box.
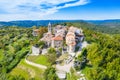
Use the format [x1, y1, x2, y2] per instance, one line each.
[48, 47, 56, 54]
[38, 41, 45, 48]
[47, 53, 57, 64]
[47, 47, 57, 64]
[81, 48, 87, 57]
[44, 66, 59, 80]
[38, 27, 48, 38]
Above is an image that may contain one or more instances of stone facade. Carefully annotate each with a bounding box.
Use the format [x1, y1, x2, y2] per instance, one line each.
[40, 22, 53, 47]
[66, 26, 84, 56]
[40, 32, 53, 47]
[66, 32, 76, 54]
[31, 46, 40, 55]
[51, 35, 63, 48]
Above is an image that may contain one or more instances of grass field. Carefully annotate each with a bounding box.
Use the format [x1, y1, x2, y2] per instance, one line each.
[10, 59, 45, 80]
[27, 55, 51, 66]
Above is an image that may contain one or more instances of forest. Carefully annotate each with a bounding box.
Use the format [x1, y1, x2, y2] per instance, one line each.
[83, 28, 120, 80]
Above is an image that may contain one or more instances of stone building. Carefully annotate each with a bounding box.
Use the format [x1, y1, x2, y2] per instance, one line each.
[40, 32, 53, 47]
[51, 35, 63, 48]
[55, 29, 66, 38]
[66, 32, 76, 54]
[66, 26, 84, 56]
[53, 25, 67, 37]
[31, 45, 40, 55]
[75, 29, 84, 42]
[40, 22, 53, 47]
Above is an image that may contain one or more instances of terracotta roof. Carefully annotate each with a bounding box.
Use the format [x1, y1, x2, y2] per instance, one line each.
[66, 34, 75, 37]
[71, 41, 76, 46]
[66, 32, 75, 37]
[52, 35, 63, 41]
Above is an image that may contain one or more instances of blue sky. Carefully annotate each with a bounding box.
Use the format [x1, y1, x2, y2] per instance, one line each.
[0, 0, 120, 21]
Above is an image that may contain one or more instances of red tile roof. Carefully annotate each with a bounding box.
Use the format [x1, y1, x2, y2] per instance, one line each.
[52, 36, 63, 41]
[71, 42, 76, 46]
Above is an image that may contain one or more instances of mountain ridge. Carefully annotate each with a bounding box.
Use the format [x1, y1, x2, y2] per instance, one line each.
[0, 19, 120, 27]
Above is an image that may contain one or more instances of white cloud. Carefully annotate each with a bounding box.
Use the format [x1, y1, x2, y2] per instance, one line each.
[0, 0, 89, 21]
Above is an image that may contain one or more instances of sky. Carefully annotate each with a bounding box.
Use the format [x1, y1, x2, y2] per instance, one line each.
[0, 0, 120, 21]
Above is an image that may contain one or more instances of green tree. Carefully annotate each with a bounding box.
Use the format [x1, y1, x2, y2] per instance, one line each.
[44, 66, 59, 80]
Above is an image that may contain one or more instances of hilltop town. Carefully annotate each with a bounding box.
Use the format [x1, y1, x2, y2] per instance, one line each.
[32, 23, 84, 55]
[30, 23, 88, 80]
[0, 0, 120, 79]
[0, 21, 120, 80]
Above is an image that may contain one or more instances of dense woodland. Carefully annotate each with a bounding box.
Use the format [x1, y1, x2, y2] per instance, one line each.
[0, 21, 120, 80]
[83, 29, 120, 80]
[0, 27, 32, 79]
[0, 26, 48, 79]
[68, 22, 120, 80]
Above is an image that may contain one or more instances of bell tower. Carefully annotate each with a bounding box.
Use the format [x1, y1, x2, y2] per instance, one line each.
[48, 22, 52, 33]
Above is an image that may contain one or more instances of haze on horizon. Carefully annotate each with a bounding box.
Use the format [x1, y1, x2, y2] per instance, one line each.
[0, 0, 120, 21]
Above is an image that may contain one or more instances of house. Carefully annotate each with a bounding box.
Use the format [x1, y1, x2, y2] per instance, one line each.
[75, 28, 84, 42]
[53, 25, 63, 33]
[31, 45, 40, 55]
[51, 35, 63, 48]
[65, 26, 84, 56]
[32, 29, 40, 36]
[53, 25, 67, 36]
[66, 32, 76, 54]
[55, 29, 67, 38]
[40, 32, 53, 47]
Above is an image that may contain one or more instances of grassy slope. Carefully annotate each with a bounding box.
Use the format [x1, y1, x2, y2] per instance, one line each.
[27, 55, 51, 66]
[10, 59, 45, 80]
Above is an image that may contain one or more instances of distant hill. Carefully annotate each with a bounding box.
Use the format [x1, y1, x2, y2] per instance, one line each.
[0, 19, 120, 28]
[86, 19, 120, 28]
[0, 19, 120, 34]
[0, 20, 83, 27]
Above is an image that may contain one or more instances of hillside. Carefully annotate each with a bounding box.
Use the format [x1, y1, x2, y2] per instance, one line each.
[86, 19, 120, 28]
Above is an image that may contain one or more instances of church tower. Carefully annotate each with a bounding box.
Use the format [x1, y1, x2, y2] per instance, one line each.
[48, 22, 52, 33]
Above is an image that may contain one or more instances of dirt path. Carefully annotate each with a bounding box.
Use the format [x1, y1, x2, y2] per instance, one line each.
[25, 57, 47, 69]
